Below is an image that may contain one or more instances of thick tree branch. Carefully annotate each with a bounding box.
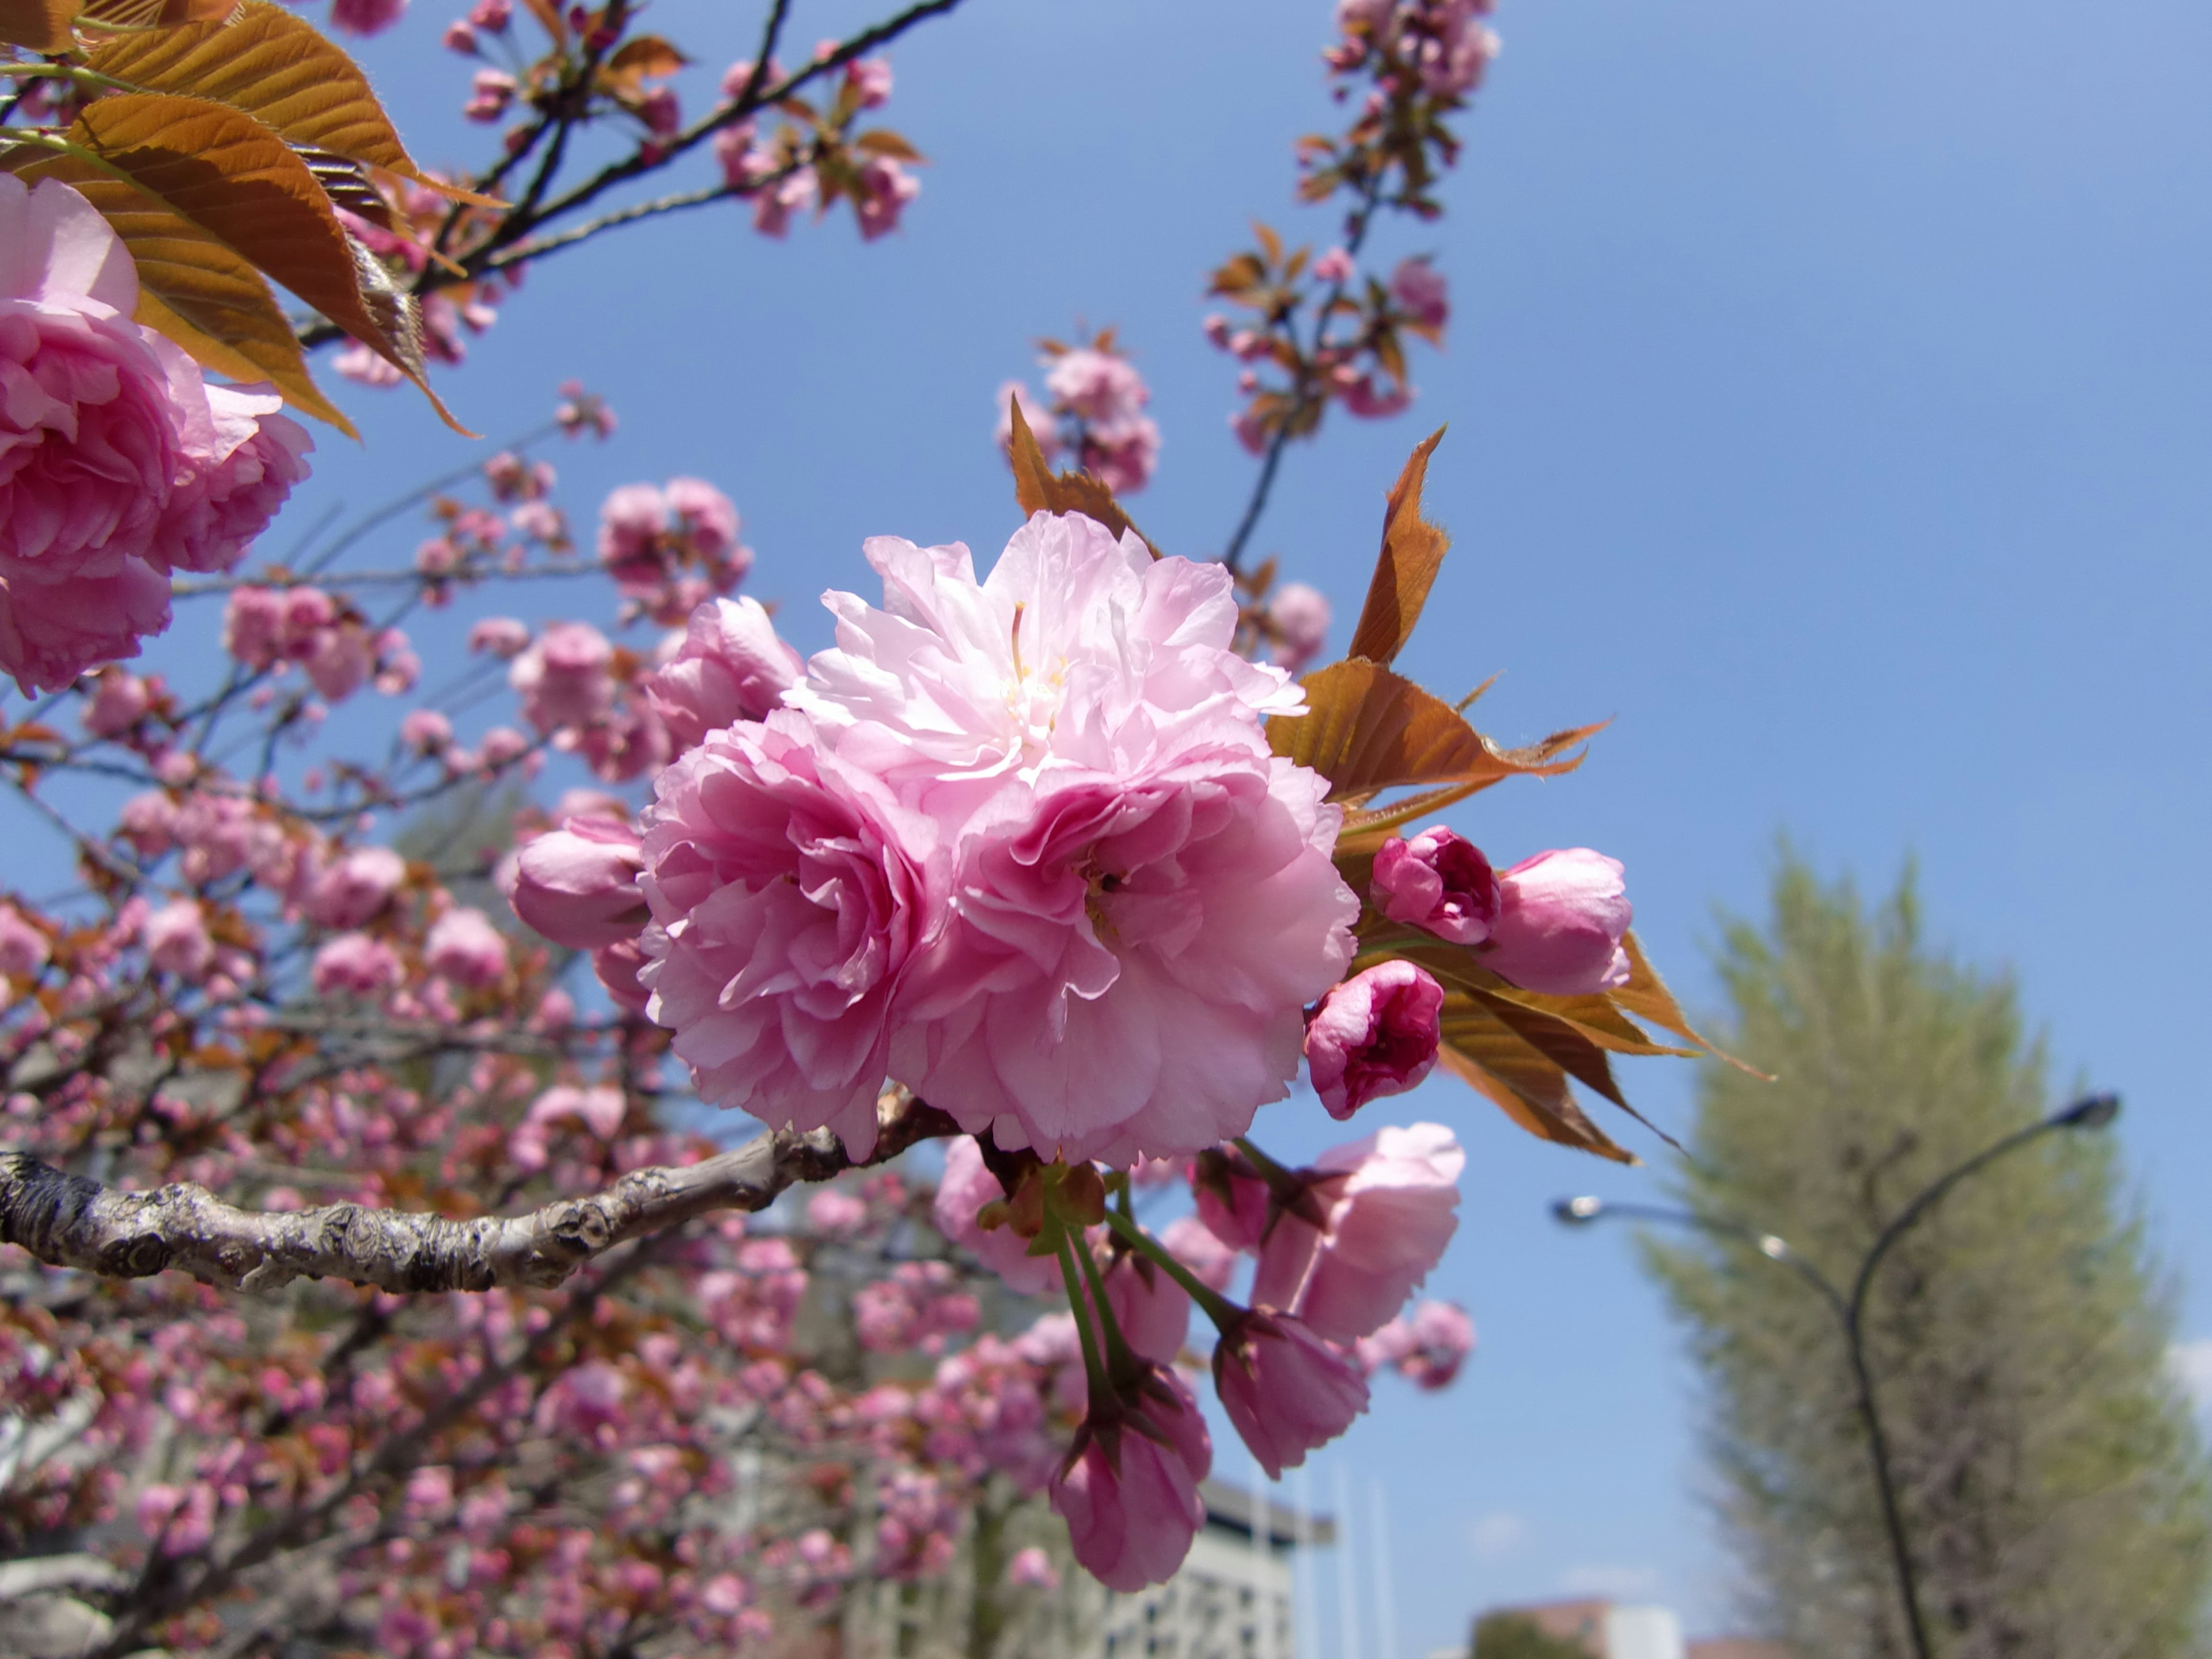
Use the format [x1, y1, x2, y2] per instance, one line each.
[0, 1096, 957, 1294]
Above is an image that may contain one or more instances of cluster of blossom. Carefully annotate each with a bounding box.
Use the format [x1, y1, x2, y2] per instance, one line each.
[498, 503, 1630, 1586]
[0, 177, 311, 694]
[710, 51, 922, 241]
[994, 332, 1163, 495]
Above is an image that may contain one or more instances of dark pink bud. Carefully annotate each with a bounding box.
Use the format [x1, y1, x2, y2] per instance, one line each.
[1191, 1147, 1270, 1251]
[1303, 960, 1443, 1120]
[1370, 825, 1498, 943]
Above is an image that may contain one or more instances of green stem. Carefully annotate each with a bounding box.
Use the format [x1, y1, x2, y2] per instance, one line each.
[1073, 1224, 1139, 1378]
[1232, 1135, 1302, 1192]
[1104, 1210, 1241, 1331]
[1055, 1228, 1111, 1410]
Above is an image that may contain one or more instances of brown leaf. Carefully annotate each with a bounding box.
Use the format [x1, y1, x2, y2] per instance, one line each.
[85, 2, 499, 206]
[1346, 427, 1449, 666]
[852, 129, 923, 161]
[603, 32, 687, 75]
[1391, 938, 1693, 1060]
[1, 146, 352, 431]
[1268, 657, 1600, 808]
[78, 0, 237, 27]
[1609, 931, 1767, 1075]
[296, 147, 392, 230]
[1004, 393, 1162, 558]
[54, 91, 468, 431]
[0, 0, 73, 51]
[1435, 992, 1636, 1164]
[520, 0, 565, 44]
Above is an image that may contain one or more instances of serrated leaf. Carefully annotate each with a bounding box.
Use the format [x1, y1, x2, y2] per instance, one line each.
[1435, 991, 1635, 1164]
[1268, 657, 1599, 807]
[1610, 931, 1765, 1076]
[1347, 427, 1449, 666]
[1388, 938, 1693, 1061]
[296, 146, 393, 230]
[78, 0, 236, 28]
[1, 0, 72, 51]
[85, 2, 498, 206]
[1, 149, 351, 431]
[1005, 393, 1162, 559]
[51, 90, 467, 431]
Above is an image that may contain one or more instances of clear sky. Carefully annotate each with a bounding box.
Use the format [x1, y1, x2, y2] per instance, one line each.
[264, 0, 2212, 1650]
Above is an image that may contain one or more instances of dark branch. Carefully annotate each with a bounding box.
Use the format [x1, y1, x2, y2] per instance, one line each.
[0, 1096, 957, 1294]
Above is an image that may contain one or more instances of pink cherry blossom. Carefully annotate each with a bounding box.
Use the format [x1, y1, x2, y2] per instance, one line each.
[1251, 1122, 1463, 1343]
[306, 846, 408, 929]
[1304, 960, 1444, 1120]
[1048, 1367, 1210, 1592]
[1389, 255, 1449, 330]
[1268, 581, 1331, 671]
[331, 0, 407, 34]
[145, 899, 215, 980]
[1044, 349, 1147, 427]
[0, 566, 172, 695]
[1483, 847, 1633, 994]
[846, 56, 893, 108]
[310, 931, 404, 998]
[464, 66, 516, 120]
[82, 668, 151, 737]
[511, 622, 615, 733]
[664, 476, 744, 563]
[425, 907, 509, 988]
[1371, 824, 1497, 942]
[0, 903, 50, 980]
[646, 596, 803, 749]
[1359, 1297, 1475, 1389]
[1214, 1308, 1370, 1476]
[507, 817, 646, 949]
[855, 157, 922, 241]
[930, 1135, 1060, 1296]
[527, 1084, 626, 1139]
[793, 513, 1357, 1165]
[469, 616, 531, 658]
[807, 1188, 869, 1237]
[1312, 246, 1357, 285]
[157, 384, 313, 577]
[1005, 1545, 1059, 1590]
[638, 712, 937, 1158]
[1080, 414, 1160, 494]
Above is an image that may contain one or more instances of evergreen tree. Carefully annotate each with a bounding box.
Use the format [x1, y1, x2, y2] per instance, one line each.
[1645, 859, 2210, 1658]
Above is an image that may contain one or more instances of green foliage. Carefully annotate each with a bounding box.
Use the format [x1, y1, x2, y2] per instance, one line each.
[1646, 856, 2211, 1658]
[1471, 1611, 1596, 1659]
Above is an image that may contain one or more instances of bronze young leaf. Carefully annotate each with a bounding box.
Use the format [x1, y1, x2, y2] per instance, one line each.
[0, 0, 74, 52]
[1346, 425, 1450, 666]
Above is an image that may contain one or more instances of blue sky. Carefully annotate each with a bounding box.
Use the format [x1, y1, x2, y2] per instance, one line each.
[228, 0, 2212, 1649]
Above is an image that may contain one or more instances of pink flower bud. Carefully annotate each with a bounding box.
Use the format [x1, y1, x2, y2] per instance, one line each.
[645, 596, 802, 749]
[527, 1083, 626, 1139]
[1370, 825, 1498, 944]
[424, 906, 509, 988]
[1214, 1308, 1370, 1476]
[505, 817, 646, 948]
[1304, 960, 1443, 1120]
[1005, 1544, 1059, 1590]
[1098, 1251, 1190, 1365]
[83, 669, 152, 738]
[1311, 245, 1356, 285]
[1483, 848, 1632, 995]
[845, 56, 893, 108]
[331, 0, 406, 36]
[592, 937, 653, 1013]
[1251, 1123, 1462, 1344]
[1048, 1367, 1210, 1592]
[1191, 1147, 1270, 1251]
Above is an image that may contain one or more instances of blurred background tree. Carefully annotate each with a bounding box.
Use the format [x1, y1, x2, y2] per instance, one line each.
[1470, 1608, 1600, 1658]
[1645, 857, 2211, 1659]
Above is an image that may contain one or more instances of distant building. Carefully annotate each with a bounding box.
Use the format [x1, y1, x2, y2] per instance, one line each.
[1094, 1480, 1334, 1659]
[1474, 1598, 1789, 1659]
